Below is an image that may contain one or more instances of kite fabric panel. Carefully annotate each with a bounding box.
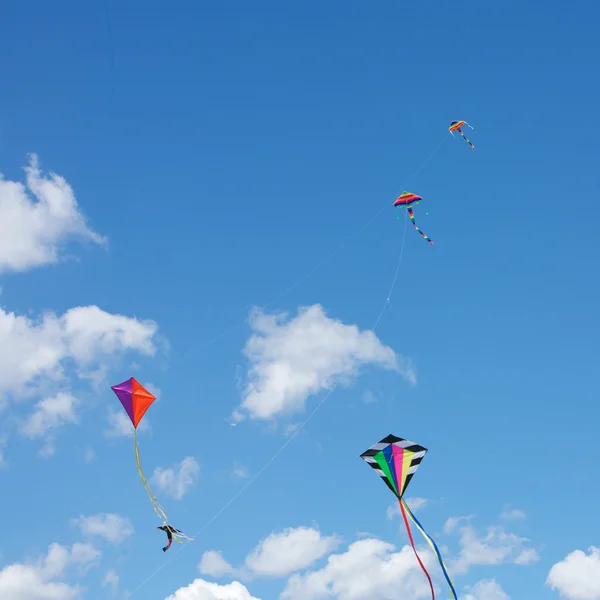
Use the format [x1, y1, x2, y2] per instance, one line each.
[359, 434, 427, 498]
[360, 434, 457, 600]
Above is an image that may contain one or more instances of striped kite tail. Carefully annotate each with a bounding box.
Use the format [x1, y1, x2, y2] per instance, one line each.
[458, 127, 475, 151]
[407, 208, 433, 244]
[400, 499, 436, 600]
[401, 499, 458, 600]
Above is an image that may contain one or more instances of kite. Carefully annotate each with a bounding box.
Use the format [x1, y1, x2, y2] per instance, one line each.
[394, 192, 433, 244]
[360, 434, 457, 600]
[449, 120, 475, 151]
[111, 377, 193, 551]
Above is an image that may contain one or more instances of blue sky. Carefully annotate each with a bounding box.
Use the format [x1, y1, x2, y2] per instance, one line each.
[0, 1, 599, 599]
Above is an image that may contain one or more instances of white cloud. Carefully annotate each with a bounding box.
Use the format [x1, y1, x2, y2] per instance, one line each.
[165, 578, 259, 600]
[387, 497, 428, 519]
[362, 390, 378, 403]
[73, 513, 134, 545]
[84, 446, 95, 463]
[21, 392, 78, 438]
[546, 547, 600, 600]
[151, 456, 200, 500]
[0, 541, 100, 600]
[499, 508, 526, 521]
[235, 304, 412, 421]
[102, 569, 119, 593]
[198, 551, 236, 578]
[462, 578, 510, 600]
[445, 519, 539, 575]
[0, 304, 158, 400]
[245, 526, 341, 578]
[0, 154, 106, 274]
[231, 463, 250, 480]
[281, 538, 436, 600]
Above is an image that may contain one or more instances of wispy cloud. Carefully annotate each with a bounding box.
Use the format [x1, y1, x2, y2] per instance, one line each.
[386, 497, 428, 520]
[151, 456, 200, 500]
[444, 517, 540, 574]
[73, 513, 134, 545]
[500, 506, 526, 521]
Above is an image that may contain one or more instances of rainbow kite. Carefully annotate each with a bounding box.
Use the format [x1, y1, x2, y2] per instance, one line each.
[449, 120, 475, 151]
[111, 377, 193, 551]
[360, 434, 457, 600]
[394, 192, 433, 244]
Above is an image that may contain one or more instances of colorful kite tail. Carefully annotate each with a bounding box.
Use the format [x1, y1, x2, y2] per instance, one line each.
[171, 528, 194, 545]
[401, 499, 458, 600]
[400, 499, 436, 600]
[134, 428, 169, 526]
[407, 208, 433, 244]
[458, 128, 475, 151]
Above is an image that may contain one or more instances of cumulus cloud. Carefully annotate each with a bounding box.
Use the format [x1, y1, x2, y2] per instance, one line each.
[235, 304, 413, 421]
[245, 526, 341, 578]
[0, 304, 158, 400]
[165, 578, 259, 600]
[462, 578, 510, 600]
[546, 547, 600, 600]
[0, 154, 106, 274]
[444, 518, 539, 575]
[281, 538, 436, 600]
[151, 456, 200, 500]
[198, 551, 236, 578]
[0, 541, 100, 600]
[73, 513, 134, 545]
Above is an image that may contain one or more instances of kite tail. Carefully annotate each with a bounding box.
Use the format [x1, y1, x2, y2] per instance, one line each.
[171, 529, 194, 545]
[458, 128, 475, 151]
[134, 428, 169, 526]
[401, 499, 458, 600]
[400, 499, 435, 600]
[407, 208, 433, 244]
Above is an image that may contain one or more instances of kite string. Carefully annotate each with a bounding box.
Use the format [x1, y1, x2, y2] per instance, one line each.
[169, 133, 450, 368]
[126, 190, 413, 597]
[125, 134, 449, 598]
[401, 499, 458, 600]
[400, 499, 436, 600]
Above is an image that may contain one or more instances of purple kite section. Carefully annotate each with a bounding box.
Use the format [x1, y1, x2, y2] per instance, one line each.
[111, 378, 134, 425]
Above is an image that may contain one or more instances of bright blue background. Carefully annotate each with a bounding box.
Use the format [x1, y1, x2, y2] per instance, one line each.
[0, 1, 598, 598]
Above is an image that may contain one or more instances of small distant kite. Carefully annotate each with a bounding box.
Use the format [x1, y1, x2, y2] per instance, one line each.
[111, 377, 193, 551]
[449, 120, 475, 151]
[360, 434, 457, 600]
[394, 192, 433, 244]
